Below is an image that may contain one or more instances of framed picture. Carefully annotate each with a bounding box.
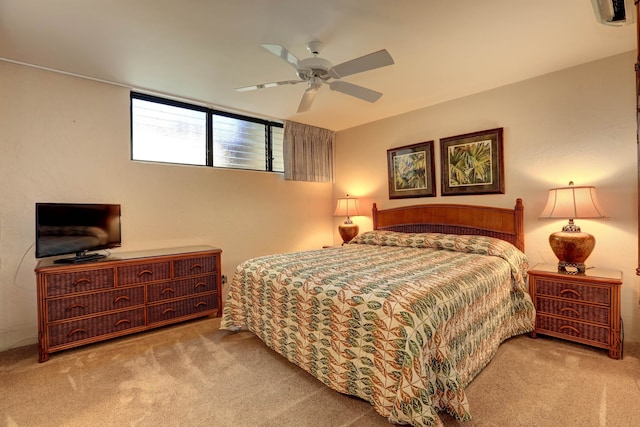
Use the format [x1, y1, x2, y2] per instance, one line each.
[387, 141, 436, 199]
[440, 128, 504, 196]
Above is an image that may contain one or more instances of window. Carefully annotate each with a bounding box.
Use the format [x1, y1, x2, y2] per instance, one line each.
[131, 92, 283, 172]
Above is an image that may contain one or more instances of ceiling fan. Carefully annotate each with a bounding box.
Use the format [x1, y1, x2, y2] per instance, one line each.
[235, 41, 394, 113]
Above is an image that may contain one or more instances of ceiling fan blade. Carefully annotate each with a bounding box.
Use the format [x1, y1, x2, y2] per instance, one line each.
[297, 85, 320, 113]
[235, 80, 303, 92]
[329, 49, 394, 79]
[261, 44, 304, 70]
[329, 81, 383, 103]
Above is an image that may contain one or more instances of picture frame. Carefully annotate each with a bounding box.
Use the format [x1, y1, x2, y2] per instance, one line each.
[440, 128, 504, 196]
[387, 141, 436, 199]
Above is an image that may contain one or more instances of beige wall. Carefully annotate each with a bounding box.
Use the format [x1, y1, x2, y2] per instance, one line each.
[0, 61, 333, 351]
[334, 51, 640, 342]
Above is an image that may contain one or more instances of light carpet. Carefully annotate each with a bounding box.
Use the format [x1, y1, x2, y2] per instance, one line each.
[1, 317, 639, 426]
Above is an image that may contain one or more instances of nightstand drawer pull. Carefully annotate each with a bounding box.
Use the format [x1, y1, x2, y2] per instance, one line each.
[195, 301, 207, 308]
[559, 289, 581, 298]
[161, 288, 175, 296]
[194, 282, 206, 289]
[190, 263, 203, 271]
[65, 304, 86, 313]
[162, 308, 177, 315]
[560, 307, 581, 317]
[559, 325, 580, 335]
[137, 269, 153, 277]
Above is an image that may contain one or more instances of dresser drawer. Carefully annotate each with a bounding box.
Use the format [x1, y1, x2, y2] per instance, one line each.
[536, 314, 610, 346]
[535, 296, 609, 325]
[44, 268, 115, 296]
[147, 275, 217, 302]
[533, 278, 610, 305]
[48, 308, 145, 347]
[117, 261, 170, 285]
[47, 286, 145, 321]
[173, 255, 217, 277]
[147, 293, 217, 325]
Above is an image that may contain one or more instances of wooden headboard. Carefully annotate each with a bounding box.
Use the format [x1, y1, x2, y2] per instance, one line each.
[372, 198, 525, 252]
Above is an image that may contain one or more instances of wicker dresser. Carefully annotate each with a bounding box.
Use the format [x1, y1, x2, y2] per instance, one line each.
[528, 262, 622, 359]
[35, 245, 222, 362]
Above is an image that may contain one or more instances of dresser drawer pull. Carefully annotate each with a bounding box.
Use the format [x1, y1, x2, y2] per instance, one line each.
[113, 295, 130, 304]
[68, 328, 87, 337]
[114, 319, 131, 327]
[137, 270, 153, 277]
[194, 282, 206, 289]
[190, 263, 203, 271]
[559, 325, 581, 335]
[559, 289, 581, 298]
[195, 301, 207, 308]
[72, 278, 91, 287]
[162, 308, 176, 315]
[65, 304, 86, 313]
[560, 307, 581, 317]
[161, 288, 175, 296]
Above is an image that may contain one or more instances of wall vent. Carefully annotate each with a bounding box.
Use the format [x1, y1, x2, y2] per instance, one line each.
[591, 0, 635, 26]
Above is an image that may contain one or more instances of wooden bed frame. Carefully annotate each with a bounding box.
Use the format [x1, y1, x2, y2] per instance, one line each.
[372, 198, 525, 252]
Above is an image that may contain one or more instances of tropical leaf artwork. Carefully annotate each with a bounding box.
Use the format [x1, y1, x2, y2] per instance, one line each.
[447, 140, 492, 187]
[393, 151, 427, 191]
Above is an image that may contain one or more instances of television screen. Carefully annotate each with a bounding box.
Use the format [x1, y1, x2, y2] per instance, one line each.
[35, 203, 122, 262]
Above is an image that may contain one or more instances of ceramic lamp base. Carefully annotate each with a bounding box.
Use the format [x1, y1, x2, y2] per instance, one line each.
[338, 223, 359, 245]
[549, 230, 595, 274]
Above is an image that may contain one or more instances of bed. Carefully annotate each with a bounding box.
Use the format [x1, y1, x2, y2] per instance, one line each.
[221, 199, 535, 427]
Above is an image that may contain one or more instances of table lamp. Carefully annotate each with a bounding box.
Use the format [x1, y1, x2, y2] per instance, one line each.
[539, 181, 607, 273]
[334, 194, 361, 244]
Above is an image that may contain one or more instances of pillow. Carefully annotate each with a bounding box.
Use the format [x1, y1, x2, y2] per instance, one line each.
[353, 230, 528, 287]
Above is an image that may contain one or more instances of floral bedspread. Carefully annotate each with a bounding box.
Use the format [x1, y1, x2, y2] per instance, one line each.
[221, 231, 535, 426]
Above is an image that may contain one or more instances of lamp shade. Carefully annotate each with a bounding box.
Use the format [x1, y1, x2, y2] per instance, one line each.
[539, 184, 606, 220]
[334, 197, 361, 218]
[540, 182, 607, 273]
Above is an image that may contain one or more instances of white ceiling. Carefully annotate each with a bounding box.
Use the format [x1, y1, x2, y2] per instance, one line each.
[0, 0, 636, 131]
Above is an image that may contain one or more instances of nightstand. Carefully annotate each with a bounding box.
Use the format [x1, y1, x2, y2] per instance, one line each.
[528, 263, 623, 359]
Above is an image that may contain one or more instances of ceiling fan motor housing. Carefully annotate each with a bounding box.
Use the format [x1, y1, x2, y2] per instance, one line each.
[297, 57, 333, 82]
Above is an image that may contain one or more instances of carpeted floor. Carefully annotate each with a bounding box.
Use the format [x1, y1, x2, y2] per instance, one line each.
[1, 317, 639, 426]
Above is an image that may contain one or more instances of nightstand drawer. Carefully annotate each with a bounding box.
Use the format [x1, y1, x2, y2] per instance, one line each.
[536, 314, 610, 346]
[535, 296, 609, 325]
[534, 278, 610, 305]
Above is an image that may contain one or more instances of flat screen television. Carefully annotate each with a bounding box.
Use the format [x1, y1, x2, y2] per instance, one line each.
[35, 203, 122, 263]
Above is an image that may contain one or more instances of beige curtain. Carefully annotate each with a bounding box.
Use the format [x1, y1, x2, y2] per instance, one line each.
[283, 120, 335, 182]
